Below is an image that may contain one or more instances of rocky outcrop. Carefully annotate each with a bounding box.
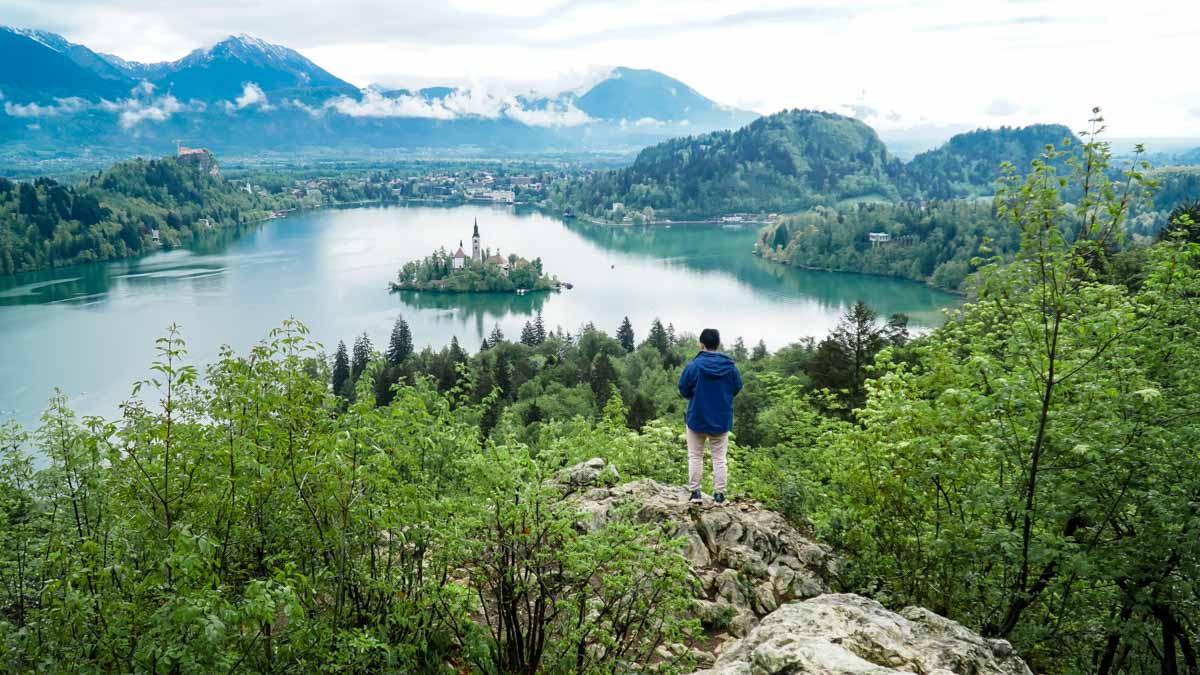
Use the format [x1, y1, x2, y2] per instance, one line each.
[695, 594, 1032, 675]
[555, 460, 1033, 674]
[557, 458, 837, 645]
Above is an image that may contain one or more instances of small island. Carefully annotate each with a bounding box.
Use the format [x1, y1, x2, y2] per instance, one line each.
[390, 219, 559, 293]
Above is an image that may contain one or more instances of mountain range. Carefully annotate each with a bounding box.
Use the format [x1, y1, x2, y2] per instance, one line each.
[0, 27, 758, 155]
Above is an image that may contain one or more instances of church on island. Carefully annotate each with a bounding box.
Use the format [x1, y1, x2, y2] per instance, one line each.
[452, 219, 510, 276]
[390, 218, 557, 294]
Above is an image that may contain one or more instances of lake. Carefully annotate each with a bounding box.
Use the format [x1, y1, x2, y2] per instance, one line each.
[0, 204, 958, 429]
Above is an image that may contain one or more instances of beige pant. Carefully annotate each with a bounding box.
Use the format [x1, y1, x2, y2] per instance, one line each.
[687, 427, 728, 493]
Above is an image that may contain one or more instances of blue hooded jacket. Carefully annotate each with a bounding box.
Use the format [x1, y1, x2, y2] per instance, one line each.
[678, 351, 743, 434]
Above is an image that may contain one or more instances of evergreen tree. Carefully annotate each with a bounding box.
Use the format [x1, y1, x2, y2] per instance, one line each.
[351, 332, 373, 383]
[449, 336, 467, 366]
[885, 313, 910, 346]
[493, 352, 512, 400]
[751, 339, 769, 361]
[331, 340, 350, 396]
[520, 321, 539, 346]
[731, 337, 749, 361]
[616, 316, 635, 353]
[807, 300, 886, 408]
[480, 338, 490, 352]
[645, 319, 670, 355]
[589, 353, 618, 408]
[534, 312, 547, 344]
[387, 316, 414, 365]
[488, 324, 505, 348]
[1160, 198, 1200, 243]
[627, 391, 656, 431]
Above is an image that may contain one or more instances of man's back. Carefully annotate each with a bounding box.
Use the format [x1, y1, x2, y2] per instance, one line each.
[678, 350, 743, 434]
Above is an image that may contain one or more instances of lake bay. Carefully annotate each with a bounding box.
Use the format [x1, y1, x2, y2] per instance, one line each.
[0, 204, 958, 428]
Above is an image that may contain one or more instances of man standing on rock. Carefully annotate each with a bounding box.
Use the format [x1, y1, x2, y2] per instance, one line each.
[678, 327, 742, 505]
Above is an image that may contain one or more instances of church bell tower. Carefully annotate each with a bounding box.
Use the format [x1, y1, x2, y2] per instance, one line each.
[471, 218, 481, 263]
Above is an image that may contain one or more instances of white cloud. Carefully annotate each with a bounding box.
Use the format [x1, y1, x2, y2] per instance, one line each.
[223, 82, 272, 111]
[505, 100, 592, 127]
[4, 97, 89, 118]
[98, 85, 200, 129]
[321, 87, 593, 126]
[326, 90, 458, 119]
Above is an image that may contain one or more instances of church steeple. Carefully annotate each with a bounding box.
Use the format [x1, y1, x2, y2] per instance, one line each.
[471, 218, 482, 263]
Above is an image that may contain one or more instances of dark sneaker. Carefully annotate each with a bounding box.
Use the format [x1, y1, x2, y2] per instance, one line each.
[689, 490, 703, 504]
[714, 492, 726, 506]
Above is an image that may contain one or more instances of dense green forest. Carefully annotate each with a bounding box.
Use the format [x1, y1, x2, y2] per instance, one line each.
[2, 115, 1200, 673]
[904, 124, 1077, 199]
[0, 153, 436, 277]
[756, 139, 1200, 292]
[549, 112, 1086, 222]
[0, 154, 288, 275]
[755, 199, 1010, 291]
[549, 109, 906, 221]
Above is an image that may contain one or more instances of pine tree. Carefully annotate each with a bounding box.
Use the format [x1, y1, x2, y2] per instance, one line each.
[534, 312, 547, 344]
[488, 324, 505, 348]
[646, 318, 670, 355]
[752, 339, 769, 361]
[387, 316, 414, 365]
[493, 351, 512, 400]
[480, 339, 490, 352]
[807, 300, 885, 407]
[627, 391, 656, 431]
[885, 313, 910, 346]
[616, 316, 635, 353]
[351, 332, 373, 383]
[731, 337, 748, 361]
[589, 353, 618, 408]
[520, 320, 538, 346]
[449, 336, 467, 364]
[331, 340, 350, 396]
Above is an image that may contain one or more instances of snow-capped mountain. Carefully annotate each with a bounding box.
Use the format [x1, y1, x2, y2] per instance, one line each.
[0, 28, 759, 155]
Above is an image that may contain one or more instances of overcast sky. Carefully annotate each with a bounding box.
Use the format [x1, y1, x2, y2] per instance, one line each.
[4, 0, 1199, 138]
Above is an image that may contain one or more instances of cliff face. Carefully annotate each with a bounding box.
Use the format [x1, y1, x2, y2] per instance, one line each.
[556, 459, 1032, 674]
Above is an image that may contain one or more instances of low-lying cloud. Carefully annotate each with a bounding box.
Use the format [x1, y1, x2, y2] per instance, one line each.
[318, 87, 594, 127]
[4, 97, 89, 118]
[0, 80, 595, 128]
[224, 83, 271, 111]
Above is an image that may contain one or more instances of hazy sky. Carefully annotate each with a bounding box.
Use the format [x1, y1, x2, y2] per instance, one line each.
[4, 0, 1199, 138]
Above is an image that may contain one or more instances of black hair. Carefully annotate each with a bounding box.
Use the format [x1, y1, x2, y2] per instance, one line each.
[699, 328, 720, 350]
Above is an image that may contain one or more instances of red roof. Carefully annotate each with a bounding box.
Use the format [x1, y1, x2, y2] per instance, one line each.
[453, 248, 467, 258]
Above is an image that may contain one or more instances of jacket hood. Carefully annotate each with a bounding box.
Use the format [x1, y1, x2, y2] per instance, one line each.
[693, 351, 737, 378]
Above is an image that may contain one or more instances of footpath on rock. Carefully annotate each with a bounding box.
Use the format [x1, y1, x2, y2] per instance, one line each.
[554, 459, 1033, 674]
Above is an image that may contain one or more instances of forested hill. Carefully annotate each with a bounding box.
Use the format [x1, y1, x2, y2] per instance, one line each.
[550, 109, 906, 220]
[0, 152, 284, 275]
[551, 112, 1083, 220]
[906, 124, 1077, 199]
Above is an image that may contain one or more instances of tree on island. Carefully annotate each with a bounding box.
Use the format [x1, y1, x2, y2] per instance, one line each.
[391, 246, 557, 294]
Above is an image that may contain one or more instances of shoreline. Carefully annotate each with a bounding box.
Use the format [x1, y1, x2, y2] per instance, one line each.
[754, 251, 968, 297]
